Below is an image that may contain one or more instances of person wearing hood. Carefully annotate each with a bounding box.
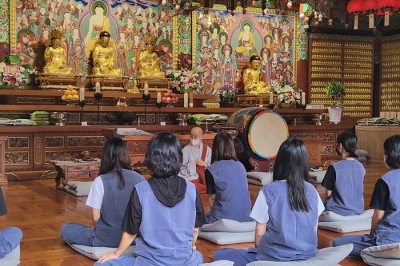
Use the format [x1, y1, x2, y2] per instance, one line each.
[179, 127, 212, 194]
[96, 131, 205, 265]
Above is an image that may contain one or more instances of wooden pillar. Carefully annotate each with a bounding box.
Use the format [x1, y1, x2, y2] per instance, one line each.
[0, 136, 8, 185]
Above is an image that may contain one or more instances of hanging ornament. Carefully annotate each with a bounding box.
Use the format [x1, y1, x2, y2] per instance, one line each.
[354, 14, 359, 29]
[304, 16, 309, 23]
[251, 0, 258, 7]
[314, 12, 318, 19]
[287, 0, 292, 9]
[161, 0, 167, 6]
[243, 8, 247, 14]
[377, 0, 396, 26]
[318, 14, 323, 21]
[175, 4, 180, 11]
[299, 12, 305, 20]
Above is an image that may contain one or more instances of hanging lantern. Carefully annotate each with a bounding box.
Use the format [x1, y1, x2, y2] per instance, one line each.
[287, 0, 292, 9]
[363, 0, 378, 28]
[299, 12, 305, 20]
[396, 0, 400, 11]
[161, 0, 167, 5]
[347, 0, 364, 30]
[378, 0, 396, 26]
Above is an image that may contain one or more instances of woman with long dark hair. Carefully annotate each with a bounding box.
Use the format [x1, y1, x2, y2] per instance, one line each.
[60, 137, 145, 247]
[205, 132, 252, 223]
[214, 138, 324, 264]
[96, 132, 204, 265]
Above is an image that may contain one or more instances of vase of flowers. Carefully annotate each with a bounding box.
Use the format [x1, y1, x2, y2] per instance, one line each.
[218, 83, 236, 107]
[167, 69, 202, 94]
[0, 55, 35, 89]
[271, 81, 301, 108]
[324, 80, 345, 124]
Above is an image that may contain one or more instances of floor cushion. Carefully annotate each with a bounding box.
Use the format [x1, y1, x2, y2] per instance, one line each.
[200, 260, 234, 266]
[201, 219, 256, 233]
[308, 170, 326, 184]
[318, 218, 371, 233]
[361, 243, 400, 266]
[199, 219, 256, 245]
[198, 231, 254, 245]
[0, 244, 20, 266]
[245, 244, 353, 266]
[64, 181, 93, 197]
[69, 244, 135, 260]
[319, 209, 374, 222]
[247, 172, 273, 186]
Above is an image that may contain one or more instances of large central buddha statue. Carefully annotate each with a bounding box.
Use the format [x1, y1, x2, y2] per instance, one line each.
[137, 35, 165, 79]
[91, 31, 122, 76]
[43, 29, 73, 75]
[243, 55, 269, 95]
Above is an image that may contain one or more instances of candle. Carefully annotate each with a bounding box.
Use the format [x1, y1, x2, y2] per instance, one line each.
[157, 92, 161, 103]
[269, 92, 273, 104]
[79, 87, 85, 101]
[144, 81, 149, 95]
[301, 92, 306, 105]
[183, 92, 188, 108]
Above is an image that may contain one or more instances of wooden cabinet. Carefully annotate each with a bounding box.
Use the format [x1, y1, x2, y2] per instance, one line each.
[308, 34, 374, 118]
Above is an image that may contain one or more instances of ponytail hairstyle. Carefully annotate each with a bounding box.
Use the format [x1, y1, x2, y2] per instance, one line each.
[337, 131, 358, 158]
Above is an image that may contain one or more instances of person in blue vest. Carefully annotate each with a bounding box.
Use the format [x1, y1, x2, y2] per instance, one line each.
[213, 138, 324, 264]
[60, 137, 145, 247]
[321, 131, 365, 216]
[96, 131, 205, 265]
[333, 135, 400, 259]
[205, 132, 252, 224]
[0, 188, 22, 259]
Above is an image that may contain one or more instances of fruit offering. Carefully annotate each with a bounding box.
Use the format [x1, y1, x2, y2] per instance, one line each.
[61, 85, 79, 102]
[161, 89, 178, 104]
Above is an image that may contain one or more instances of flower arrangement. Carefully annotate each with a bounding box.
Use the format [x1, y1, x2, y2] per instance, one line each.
[218, 83, 236, 102]
[0, 55, 35, 87]
[272, 81, 301, 105]
[166, 69, 202, 93]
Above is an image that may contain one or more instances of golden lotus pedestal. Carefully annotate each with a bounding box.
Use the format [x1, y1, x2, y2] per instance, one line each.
[88, 75, 129, 91]
[236, 93, 273, 107]
[36, 74, 82, 90]
[136, 77, 172, 92]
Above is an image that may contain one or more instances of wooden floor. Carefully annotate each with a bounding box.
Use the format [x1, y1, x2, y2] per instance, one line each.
[0, 160, 386, 265]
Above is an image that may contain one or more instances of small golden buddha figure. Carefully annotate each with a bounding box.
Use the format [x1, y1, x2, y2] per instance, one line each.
[91, 31, 122, 76]
[43, 29, 73, 74]
[137, 35, 165, 79]
[243, 55, 268, 95]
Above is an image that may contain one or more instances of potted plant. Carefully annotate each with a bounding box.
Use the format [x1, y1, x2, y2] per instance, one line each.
[324, 80, 345, 124]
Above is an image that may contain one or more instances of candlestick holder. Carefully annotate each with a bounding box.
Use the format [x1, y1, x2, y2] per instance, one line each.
[142, 93, 151, 124]
[78, 100, 85, 124]
[94, 92, 103, 125]
[156, 102, 163, 124]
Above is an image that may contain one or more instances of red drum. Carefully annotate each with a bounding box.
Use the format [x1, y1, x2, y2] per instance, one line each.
[227, 107, 288, 161]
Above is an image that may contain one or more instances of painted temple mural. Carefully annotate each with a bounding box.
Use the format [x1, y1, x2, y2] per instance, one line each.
[2, 0, 301, 93]
[194, 8, 297, 93]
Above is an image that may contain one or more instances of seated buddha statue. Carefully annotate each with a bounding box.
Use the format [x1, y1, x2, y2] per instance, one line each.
[243, 55, 269, 95]
[43, 29, 73, 75]
[91, 31, 122, 76]
[137, 35, 165, 79]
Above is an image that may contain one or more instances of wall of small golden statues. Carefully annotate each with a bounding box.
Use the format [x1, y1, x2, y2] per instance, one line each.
[308, 34, 374, 118]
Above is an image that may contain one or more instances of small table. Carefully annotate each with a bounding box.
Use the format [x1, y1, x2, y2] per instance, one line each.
[51, 160, 100, 188]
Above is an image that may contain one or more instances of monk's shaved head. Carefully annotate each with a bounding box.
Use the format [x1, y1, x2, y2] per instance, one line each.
[191, 127, 203, 136]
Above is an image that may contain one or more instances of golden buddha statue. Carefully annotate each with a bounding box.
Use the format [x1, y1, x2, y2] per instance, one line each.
[43, 29, 73, 74]
[91, 31, 122, 76]
[243, 55, 269, 95]
[137, 35, 165, 79]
